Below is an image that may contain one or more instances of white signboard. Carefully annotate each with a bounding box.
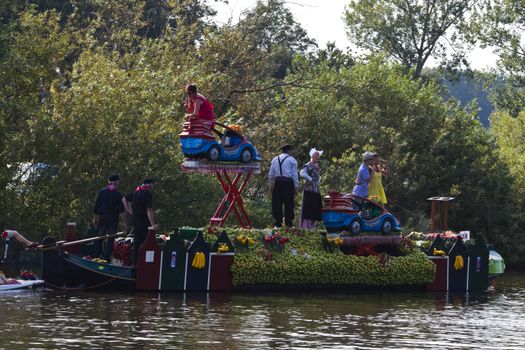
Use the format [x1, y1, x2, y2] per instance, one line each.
[459, 231, 470, 241]
[145, 250, 155, 263]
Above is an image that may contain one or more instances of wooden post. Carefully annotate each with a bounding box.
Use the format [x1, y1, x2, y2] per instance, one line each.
[64, 222, 81, 255]
[427, 197, 454, 232]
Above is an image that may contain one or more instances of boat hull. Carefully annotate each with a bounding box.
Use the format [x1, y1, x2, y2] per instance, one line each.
[42, 237, 135, 291]
[0, 280, 44, 291]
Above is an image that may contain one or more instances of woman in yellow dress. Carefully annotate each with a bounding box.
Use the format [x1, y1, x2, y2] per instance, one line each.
[368, 154, 389, 206]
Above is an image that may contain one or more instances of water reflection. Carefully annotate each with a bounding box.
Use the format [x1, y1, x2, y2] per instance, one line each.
[0, 273, 524, 349]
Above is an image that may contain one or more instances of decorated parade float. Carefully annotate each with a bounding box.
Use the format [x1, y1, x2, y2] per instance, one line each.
[2, 118, 505, 293]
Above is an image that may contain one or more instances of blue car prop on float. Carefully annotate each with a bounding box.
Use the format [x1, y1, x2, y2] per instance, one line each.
[179, 120, 261, 163]
[322, 192, 402, 234]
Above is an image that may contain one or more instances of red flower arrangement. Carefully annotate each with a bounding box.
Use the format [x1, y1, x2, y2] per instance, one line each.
[18, 270, 38, 280]
[355, 244, 378, 257]
[378, 253, 390, 267]
[112, 238, 133, 266]
[264, 231, 289, 250]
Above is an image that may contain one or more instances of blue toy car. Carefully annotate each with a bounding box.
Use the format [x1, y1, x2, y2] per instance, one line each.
[179, 121, 261, 163]
[322, 193, 402, 234]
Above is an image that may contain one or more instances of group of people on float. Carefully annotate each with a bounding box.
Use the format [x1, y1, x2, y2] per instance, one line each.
[91, 83, 214, 260]
[2, 84, 391, 267]
[353, 151, 390, 206]
[269, 147, 390, 229]
[92, 176, 157, 260]
[0, 175, 158, 263]
[182, 83, 391, 228]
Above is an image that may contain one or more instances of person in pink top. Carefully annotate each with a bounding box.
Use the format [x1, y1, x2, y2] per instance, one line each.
[184, 84, 215, 123]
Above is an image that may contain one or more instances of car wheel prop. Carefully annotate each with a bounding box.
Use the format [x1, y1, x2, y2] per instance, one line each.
[350, 219, 361, 235]
[381, 219, 392, 235]
[208, 145, 220, 161]
[240, 148, 252, 163]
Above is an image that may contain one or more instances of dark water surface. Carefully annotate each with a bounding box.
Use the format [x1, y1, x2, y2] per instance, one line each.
[1, 272, 524, 349]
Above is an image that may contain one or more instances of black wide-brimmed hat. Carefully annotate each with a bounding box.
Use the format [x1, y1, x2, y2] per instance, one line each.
[108, 174, 119, 182]
[281, 144, 293, 153]
[143, 178, 155, 184]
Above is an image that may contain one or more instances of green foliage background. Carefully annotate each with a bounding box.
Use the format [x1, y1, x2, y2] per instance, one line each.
[1, 0, 525, 267]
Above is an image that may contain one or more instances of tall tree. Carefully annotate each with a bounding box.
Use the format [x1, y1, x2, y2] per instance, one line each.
[345, 0, 479, 78]
[0, 9, 76, 230]
[473, 0, 525, 81]
[490, 109, 525, 266]
[471, 0, 525, 115]
[190, 0, 315, 116]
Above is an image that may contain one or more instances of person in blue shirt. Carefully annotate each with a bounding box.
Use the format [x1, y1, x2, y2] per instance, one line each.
[352, 151, 376, 198]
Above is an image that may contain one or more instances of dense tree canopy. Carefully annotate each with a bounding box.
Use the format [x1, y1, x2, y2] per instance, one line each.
[345, 0, 479, 78]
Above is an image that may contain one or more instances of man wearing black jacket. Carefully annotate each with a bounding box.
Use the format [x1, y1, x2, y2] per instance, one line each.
[123, 178, 158, 260]
[93, 174, 126, 259]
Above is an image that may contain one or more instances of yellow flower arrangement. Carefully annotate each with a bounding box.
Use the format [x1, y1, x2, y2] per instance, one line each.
[218, 243, 230, 253]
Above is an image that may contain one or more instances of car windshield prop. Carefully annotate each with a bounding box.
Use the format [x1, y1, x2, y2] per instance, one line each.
[215, 122, 243, 138]
[351, 196, 364, 210]
[350, 195, 383, 220]
[211, 127, 223, 138]
[360, 202, 382, 220]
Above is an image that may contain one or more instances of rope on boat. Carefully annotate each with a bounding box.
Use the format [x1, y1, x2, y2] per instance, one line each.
[44, 277, 117, 291]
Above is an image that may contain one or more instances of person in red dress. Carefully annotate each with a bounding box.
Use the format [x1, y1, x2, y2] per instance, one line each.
[184, 84, 215, 123]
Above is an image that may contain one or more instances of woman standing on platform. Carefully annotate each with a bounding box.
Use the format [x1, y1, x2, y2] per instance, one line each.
[368, 154, 389, 206]
[300, 148, 323, 229]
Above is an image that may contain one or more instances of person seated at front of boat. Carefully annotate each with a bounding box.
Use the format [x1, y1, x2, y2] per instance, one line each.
[184, 83, 215, 124]
[123, 178, 158, 263]
[352, 151, 375, 198]
[1, 230, 38, 248]
[0, 271, 11, 285]
[93, 174, 127, 260]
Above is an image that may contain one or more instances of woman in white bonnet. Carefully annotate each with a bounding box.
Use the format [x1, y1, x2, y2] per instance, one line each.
[299, 148, 324, 229]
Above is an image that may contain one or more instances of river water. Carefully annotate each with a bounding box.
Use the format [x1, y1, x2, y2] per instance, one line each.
[1, 272, 524, 349]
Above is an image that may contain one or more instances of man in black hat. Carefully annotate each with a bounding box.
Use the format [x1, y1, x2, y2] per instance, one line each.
[268, 144, 299, 227]
[123, 178, 158, 261]
[93, 174, 126, 259]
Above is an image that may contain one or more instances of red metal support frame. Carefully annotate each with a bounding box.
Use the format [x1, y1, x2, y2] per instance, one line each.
[181, 159, 260, 229]
[209, 171, 253, 228]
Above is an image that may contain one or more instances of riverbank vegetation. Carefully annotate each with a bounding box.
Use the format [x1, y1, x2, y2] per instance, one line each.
[2, 1, 525, 267]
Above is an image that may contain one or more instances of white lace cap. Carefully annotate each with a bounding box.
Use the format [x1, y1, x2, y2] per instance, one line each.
[309, 148, 323, 157]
